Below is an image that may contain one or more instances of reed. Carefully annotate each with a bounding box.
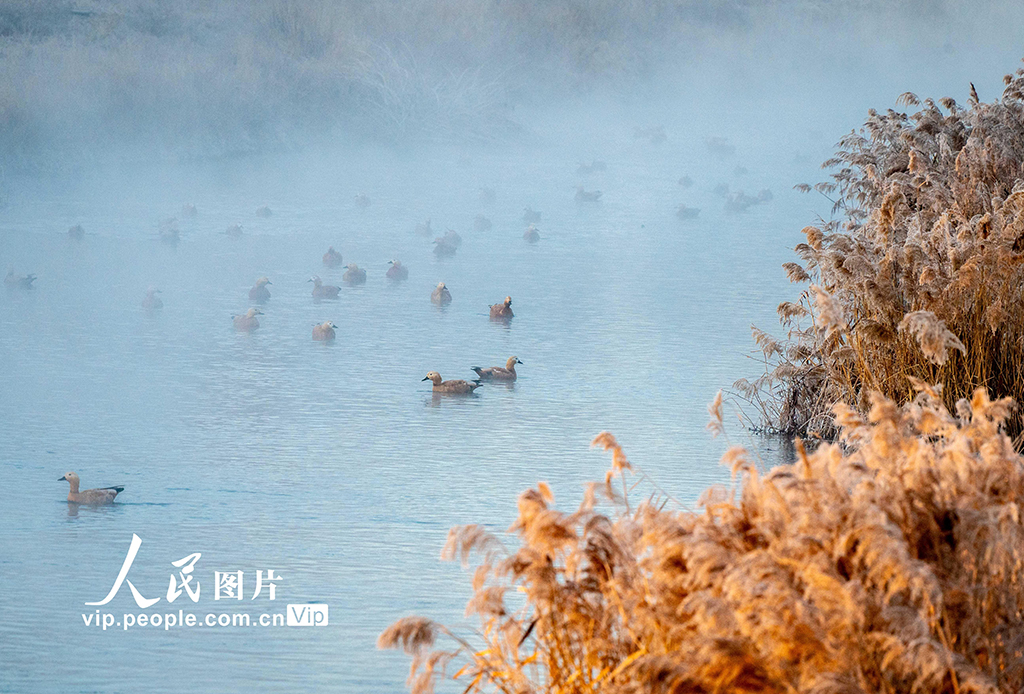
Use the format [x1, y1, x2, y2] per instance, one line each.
[738, 62, 1024, 442]
[381, 383, 1024, 693]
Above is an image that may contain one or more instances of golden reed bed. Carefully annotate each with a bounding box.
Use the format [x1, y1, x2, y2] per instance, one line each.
[380, 60, 1024, 694]
[738, 64, 1024, 442]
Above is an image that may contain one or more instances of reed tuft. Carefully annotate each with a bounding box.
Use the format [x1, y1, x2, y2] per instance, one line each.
[381, 386, 1024, 693]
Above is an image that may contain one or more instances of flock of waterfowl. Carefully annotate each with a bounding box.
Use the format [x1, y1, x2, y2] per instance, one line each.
[9, 137, 773, 504]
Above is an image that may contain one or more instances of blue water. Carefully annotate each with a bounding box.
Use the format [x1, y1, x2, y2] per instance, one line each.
[0, 132, 815, 692]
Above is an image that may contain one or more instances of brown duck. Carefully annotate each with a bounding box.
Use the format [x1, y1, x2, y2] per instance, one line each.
[233, 308, 262, 331]
[59, 472, 123, 505]
[323, 247, 343, 268]
[309, 276, 340, 299]
[422, 371, 481, 394]
[249, 277, 271, 303]
[312, 321, 337, 341]
[431, 282, 452, 305]
[489, 296, 514, 321]
[472, 356, 523, 381]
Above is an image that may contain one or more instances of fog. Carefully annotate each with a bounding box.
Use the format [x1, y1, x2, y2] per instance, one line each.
[3, 1, 1024, 692]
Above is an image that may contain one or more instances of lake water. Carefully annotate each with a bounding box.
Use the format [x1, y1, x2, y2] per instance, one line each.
[0, 123, 822, 692]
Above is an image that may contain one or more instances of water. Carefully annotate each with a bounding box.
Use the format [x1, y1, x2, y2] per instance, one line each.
[0, 128, 816, 692]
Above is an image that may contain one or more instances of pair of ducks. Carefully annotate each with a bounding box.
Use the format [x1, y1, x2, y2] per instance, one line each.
[423, 356, 523, 393]
[233, 308, 335, 341]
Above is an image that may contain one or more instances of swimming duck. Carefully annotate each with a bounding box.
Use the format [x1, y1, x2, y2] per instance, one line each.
[431, 282, 452, 305]
[489, 296, 514, 321]
[415, 219, 433, 237]
[705, 136, 735, 157]
[522, 207, 541, 224]
[472, 356, 523, 381]
[523, 225, 540, 243]
[68, 224, 84, 240]
[323, 247, 343, 268]
[386, 260, 408, 281]
[249, 277, 271, 303]
[142, 288, 163, 310]
[181, 204, 198, 218]
[309, 276, 340, 299]
[433, 232, 459, 257]
[256, 206, 273, 218]
[5, 271, 36, 289]
[59, 472, 123, 505]
[575, 186, 602, 202]
[354, 194, 371, 209]
[343, 263, 367, 285]
[422, 371, 481, 394]
[676, 204, 700, 220]
[233, 308, 263, 331]
[474, 215, 492, 232]
[312, 321, 337, 341]
[159, 218, 179, 244]
[225, 224, 243, 237]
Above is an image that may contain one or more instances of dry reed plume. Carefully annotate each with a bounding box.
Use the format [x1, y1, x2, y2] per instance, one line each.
[380, 382, 1024, 693]
[737, 63, 1024, 441]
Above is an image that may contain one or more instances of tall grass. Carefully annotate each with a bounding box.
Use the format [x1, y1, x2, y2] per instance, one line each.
[381, 384, 1024, 693]
[738, 64, 1024, 442]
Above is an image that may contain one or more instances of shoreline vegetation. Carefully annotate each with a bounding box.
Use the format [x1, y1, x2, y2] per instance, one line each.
[737, 64, 1024, 444]
[380, 61, 1024, 693]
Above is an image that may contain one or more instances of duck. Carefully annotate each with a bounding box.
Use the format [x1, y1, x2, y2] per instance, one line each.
[225, 224, 243, 237]
[415, 218, 433, 237]
[159, 218, 179, 244]
[386, 260, 408, 281]
[59, 472, 123, 505]
[233, 307, 263, 331]
[181, 204, 198, 218]
[705, 136, 735, 157]
[309, 276, 340, 300]
[575, 186, 602, 202]
[249, 277, 271, 303]
[422, 371, 481, 394]
[431, 282, 452, 305]
[5, 271, 36, 289]
[489, 296, 514, 321]
[354, 194, 371, 209]
[68, 224, 85, 240]
[676, 204, 700, 220]
[256, 206, 273, 218]
[433, 233, 459, 258]
[343, 263, 367, 285]
[474, 215, 492, 232]
[523, 224, 540, 243]
[472, 356, 523, 382]
[142, 288, 163, 310]
[312, 321, 337, 341]
[522, 207, 541, 224]
[323, 247, 343, 268]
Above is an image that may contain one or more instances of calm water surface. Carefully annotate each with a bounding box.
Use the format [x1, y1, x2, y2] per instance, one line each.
[0, 131, 821, 692]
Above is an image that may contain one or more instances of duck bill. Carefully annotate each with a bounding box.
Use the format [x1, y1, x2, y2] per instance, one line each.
[58, 475, 66, 481]
[421, 377, 430, 382]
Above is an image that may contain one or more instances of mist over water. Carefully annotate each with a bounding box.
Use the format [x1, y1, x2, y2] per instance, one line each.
[3, 2, 1024, 692]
